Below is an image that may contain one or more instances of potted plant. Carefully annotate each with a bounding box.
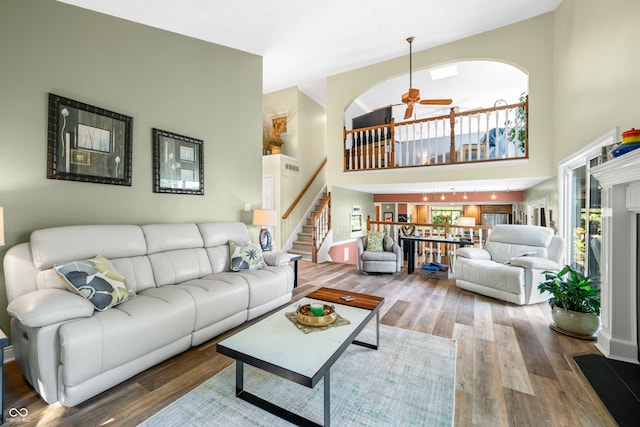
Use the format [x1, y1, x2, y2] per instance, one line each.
[537, 265, 600, 337]
[506, 92, 527, 154]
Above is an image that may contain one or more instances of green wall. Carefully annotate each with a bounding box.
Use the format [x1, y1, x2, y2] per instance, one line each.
[553, 0, 640, 160]
[0, 0, 263, 337]
[331, 187, 374, 242]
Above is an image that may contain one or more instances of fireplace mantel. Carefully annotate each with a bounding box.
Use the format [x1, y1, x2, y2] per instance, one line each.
[590, 148, 640, 363]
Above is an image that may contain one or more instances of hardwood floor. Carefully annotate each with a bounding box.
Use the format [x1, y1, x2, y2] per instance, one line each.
[3, 261, 616, 426]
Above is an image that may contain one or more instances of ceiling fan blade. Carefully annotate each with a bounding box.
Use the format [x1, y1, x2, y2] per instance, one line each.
[404, 103, 414, 120]
[419, 99, 453, 105]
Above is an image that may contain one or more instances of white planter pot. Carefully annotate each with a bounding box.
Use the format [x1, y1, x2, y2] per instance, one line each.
[551, 306, 600, 336]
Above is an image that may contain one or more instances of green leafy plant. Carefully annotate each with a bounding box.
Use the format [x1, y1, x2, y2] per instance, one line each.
[538, 265, 600, 315]
[506, 92, 527, 153]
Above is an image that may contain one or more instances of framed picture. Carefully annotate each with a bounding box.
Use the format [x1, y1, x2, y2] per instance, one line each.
[152, 128, 204, 195]
[271, 115, 287, 136]
[47, 93, 133, 185]
[384, 212, 393, 222]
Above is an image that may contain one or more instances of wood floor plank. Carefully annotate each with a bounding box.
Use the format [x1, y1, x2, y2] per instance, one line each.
[453, 322, 474, 394]
[503, 388, 545, 427]
[473, 298, 496, 342]
[2, 260, 611, 427]
[530, 373, 585, 427]
[494, 324, 535, 395]
[472, 337, 509, 426]
[380, 299, 411, 325]
[511, 317, 558, 380]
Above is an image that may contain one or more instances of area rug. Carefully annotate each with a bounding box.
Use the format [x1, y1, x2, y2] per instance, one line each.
[139, 324, 456, 426]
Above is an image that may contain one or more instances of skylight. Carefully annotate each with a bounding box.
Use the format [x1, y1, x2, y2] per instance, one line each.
[430, 65, 458, 80]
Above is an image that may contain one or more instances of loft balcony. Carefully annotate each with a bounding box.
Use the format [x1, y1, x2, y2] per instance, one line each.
[343, 98, 528, 171]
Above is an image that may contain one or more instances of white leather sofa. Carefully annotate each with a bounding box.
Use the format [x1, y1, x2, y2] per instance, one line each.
[455, 224, 564, 305]
[3, 222, 295, 407]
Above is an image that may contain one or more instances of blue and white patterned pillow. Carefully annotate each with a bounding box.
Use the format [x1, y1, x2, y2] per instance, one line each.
[54, 255, 133, 311]
[229, 240, 266, 271]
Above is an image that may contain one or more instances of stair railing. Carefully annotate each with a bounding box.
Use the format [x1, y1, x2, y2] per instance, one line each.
[311, 194, 331, 263]
[282, 158, 327, 219]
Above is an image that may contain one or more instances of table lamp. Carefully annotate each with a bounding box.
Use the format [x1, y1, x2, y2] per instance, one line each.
[456, 216, 476, 239]
[253, 209, 278, 251]
[0, 207, 4, 246]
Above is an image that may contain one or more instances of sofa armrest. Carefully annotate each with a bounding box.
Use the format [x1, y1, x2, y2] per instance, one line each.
[456, 247, 492, 260]
[508, 256, 560, 271]
[7, 289, 94, 328]
[263, 251, 295, 267]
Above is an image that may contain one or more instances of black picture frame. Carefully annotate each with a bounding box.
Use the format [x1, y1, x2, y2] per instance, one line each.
[47, 93, 133, 186]
[152, 128, 204, 195]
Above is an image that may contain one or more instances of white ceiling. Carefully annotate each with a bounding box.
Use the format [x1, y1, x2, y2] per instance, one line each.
[56, 0, 562, 195]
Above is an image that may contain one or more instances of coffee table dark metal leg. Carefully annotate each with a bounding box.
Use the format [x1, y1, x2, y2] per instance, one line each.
[324, 370, 331, 427]
[235, 360, 328, 427]
[352, 311, 380, 350]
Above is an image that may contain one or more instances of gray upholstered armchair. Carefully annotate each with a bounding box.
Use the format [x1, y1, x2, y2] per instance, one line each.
[356, 234, 402, 274]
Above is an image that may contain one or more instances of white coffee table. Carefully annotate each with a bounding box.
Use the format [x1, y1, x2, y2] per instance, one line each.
[216, 287, 384, 427]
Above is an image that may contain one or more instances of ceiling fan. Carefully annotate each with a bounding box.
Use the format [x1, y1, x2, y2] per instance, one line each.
[400, 36, 453, 120]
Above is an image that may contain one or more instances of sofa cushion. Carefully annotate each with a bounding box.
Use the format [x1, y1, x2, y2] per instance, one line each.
[174, 276, 249, 331]
[30, 225, 147, 270]
[148, 248, 212, 287]
[58, 286, 195, 387]
[485, 242, 546, 264]
[54, 256, 133, 311]
[456, 259, 524, 295]
[229, 241, 266, 271]
[362, 250, 398, 262]
[485, 224, 553, 263]
[367, 230, 385, 252]
[508, 256, 560, 270]
[141, 223, 204, 254]
[7, 289, 94, 328]
[216, 267, 292, 310]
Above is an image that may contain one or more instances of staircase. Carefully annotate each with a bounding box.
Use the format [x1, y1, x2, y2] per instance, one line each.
[288, 191, 329, 261]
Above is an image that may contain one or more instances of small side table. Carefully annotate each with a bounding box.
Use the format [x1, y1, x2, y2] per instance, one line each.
[0, 328, 8, 425]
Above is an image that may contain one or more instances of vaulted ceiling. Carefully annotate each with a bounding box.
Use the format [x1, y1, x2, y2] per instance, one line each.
[57, 0, 561, 106]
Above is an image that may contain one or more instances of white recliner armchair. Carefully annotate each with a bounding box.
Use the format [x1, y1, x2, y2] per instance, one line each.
[455, 224, 564, 305]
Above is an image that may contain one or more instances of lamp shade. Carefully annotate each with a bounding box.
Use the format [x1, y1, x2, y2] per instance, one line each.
[456, 216, 476, 226]
[0, 207, 4, 246]
[253, 209, 278, 227]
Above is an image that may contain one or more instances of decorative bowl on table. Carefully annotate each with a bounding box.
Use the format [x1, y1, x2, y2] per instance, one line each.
[296, 303, 337, 327]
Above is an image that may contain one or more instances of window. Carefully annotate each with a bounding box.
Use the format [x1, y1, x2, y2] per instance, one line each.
[431, 206, 463, 224]
[559, 129, 615, 279]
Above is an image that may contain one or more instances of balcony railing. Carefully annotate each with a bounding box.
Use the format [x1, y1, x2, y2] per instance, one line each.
[368, 218, 493, 272]
[344, 98, 528, 171]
